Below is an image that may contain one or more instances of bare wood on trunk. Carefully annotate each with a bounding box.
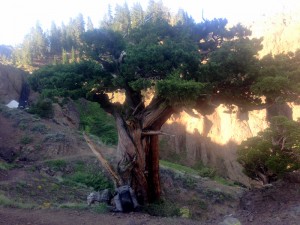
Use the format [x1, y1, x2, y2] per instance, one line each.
[83, 133, 123, 187]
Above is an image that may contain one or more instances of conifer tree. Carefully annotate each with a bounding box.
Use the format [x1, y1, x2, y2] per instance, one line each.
[87, 16, 94, 31]
[131, 2, 144, 28]
[49, 22, 62, 55]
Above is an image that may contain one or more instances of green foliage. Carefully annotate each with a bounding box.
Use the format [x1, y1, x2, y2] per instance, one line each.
[77, 101, 117, 145]
[29, 61, 108, 100]
[62, 160, 113, 191]
[30, 123, 48, 134]
[160, 160, 216, 179]
[20, 135, 33, 145]
[0, 162, 15, 170]
[28, 98, 53, 118]
[62, 49, 68, 64]
[198, 33, 263, 106]
[213, 176, 236, 186]
[59, 203, 89, 210]
[204, 189, 233, 203]
[160, 160, 199, 175]
[82, 29, 125, 63]
[45, 160, 67, 172]
[0, 194, 35, 209]
[251, 76, 290, 98]
[156, 75, 208, 106]
[66, 171, 112, 191]
[251, 51, 300, 102]
[144, 200, 181, 217]
[91, 203, 110, 214]
[45, 159, 114, 191]
[121, 20, 201, 85]
[238, 116, 300, 183]
[192, 162, 216, 178]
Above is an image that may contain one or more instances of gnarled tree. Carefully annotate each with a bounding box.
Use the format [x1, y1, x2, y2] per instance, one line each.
[30, 16, 280, 203]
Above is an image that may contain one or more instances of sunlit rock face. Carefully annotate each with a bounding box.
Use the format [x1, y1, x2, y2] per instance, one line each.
[161, 103, 300, 185]
[161, 105, 270, 185]
[249, 0, 300, 56]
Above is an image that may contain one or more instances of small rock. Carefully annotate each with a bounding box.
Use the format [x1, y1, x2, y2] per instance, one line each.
[218, 216, 242, 225]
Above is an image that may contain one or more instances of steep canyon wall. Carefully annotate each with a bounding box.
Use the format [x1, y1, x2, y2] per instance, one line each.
[161, 103, 300, 185]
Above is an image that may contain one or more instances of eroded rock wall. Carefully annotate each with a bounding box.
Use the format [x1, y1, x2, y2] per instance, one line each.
[161, 103, 300, 185]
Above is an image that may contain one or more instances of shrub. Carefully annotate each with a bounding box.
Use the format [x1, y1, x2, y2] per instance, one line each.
[76, 101, 117, 145]
[192, 162, 216, 178]
[28, 98, 53, 118]
[0, 162, 15, 170]
[66, 171, 113, 191]
[45, 159, 67, 172]
[43, 132, 66, 143]
[20, 136, 33, 145]
[143, 200, 180, 217]
[238, 116, 300, 184]
[31, 123, 48, 134]
[61, 160, 114, 191]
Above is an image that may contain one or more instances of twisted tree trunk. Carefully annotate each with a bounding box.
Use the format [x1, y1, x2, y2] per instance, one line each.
[93, 90, 174, 203]
[114, 99, 174, 203]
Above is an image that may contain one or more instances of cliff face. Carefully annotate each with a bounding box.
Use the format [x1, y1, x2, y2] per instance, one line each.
[161, 103, 300, 185]
[249, 0, 300, 56]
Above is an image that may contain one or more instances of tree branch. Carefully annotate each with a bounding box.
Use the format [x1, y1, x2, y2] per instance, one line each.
[131, 101, 143, 116]
[83, 133, 123, 187]
[92, 92, 115, 114]
[141, 98, 174, 130]
[142, 130, 175, 136]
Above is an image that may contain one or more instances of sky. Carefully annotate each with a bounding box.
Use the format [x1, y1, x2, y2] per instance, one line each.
[0, 0, 295, 46]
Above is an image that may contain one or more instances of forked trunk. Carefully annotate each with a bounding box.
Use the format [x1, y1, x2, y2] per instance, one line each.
[114, 101, 174, 203]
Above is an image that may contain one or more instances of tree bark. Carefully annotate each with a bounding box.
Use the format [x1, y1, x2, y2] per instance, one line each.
[93, 90, 174, 203]
[147, 134, 161, 201]
[113, 99, 174, 203]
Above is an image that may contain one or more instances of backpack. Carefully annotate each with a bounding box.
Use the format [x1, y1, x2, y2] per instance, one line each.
[113, 185, 139, 213]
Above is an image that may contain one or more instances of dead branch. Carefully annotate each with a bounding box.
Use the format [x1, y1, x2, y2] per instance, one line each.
[141, 130, 175, 136]
[83, 133, 123, 187]
[131, 101, 143, 116]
